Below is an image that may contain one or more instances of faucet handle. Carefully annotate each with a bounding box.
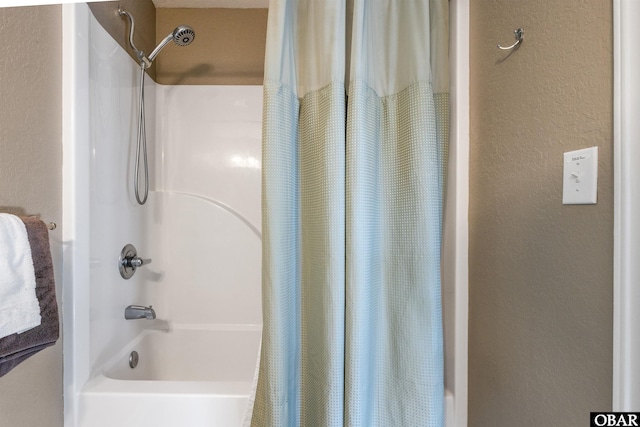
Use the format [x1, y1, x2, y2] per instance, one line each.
[119, 244, 152, 279]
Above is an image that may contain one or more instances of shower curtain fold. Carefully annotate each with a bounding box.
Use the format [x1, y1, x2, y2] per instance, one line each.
[252, 1, 448, 426]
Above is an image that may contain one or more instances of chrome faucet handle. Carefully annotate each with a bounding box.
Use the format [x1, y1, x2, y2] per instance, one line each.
[119, 244, 152, 279]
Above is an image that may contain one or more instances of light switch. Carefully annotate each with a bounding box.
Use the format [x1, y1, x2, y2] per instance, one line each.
[562, 146, 598, 205]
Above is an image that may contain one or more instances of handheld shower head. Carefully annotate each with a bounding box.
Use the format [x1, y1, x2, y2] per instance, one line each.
[148, 25, 196, 63]
[173, 26, 195, 47]
[119, 7, 196, 68]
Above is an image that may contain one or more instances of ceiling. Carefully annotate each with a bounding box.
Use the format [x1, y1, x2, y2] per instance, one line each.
[152, 0, 269, 7]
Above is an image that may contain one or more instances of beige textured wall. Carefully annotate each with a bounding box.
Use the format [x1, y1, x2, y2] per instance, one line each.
[469, 1, 613, 426]
[89, 0, 157, 80]
[88, 6, 267, 85]
[156, 8, 267, 85]
[0, 5, 63, 427]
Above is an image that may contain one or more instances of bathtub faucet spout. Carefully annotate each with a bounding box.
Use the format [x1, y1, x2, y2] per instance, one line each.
[125, 305, 156, 320]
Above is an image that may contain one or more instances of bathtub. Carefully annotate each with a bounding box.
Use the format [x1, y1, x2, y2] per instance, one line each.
[78, 324, 262, 427]
[79, 324, 455, 427]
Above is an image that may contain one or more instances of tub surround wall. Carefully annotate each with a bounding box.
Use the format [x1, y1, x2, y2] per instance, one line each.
[86, 7, 161, 375]
[72, 7, 263, 425]
[158, 85, 262, 232]
[469, 1, 613, 426]
[0, 5, 63, 427]
[157, 86, 263, 325]
[155, 8, 267, 85]
[88, 0, 157, 80]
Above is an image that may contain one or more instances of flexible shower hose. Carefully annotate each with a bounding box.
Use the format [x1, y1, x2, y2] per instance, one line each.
[134, 64, 149, 205]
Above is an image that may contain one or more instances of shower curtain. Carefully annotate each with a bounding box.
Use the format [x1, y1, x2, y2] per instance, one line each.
[251, 0, 448, 425]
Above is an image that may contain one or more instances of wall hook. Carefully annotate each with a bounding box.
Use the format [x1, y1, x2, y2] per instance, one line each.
[497, 28, 524, 50]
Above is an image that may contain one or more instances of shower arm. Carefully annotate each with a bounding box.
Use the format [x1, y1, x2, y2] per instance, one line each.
[118, 7, 152, 69]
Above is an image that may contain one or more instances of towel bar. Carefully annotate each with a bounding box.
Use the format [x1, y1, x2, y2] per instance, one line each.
[28, 216, 56, 231]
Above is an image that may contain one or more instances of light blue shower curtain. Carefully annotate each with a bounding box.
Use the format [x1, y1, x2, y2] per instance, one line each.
[251, 1, 448, 426]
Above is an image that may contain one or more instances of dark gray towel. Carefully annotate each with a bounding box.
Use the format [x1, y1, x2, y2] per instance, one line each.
[0, 216, 59, 377]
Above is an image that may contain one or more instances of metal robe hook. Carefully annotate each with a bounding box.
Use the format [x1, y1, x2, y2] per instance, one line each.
[497, 28, 524, 50]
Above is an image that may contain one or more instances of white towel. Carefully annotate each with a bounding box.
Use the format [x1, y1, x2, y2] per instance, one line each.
[0, 214, 41, 339]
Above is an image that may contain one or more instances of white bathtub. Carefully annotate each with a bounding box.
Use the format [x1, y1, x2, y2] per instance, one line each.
[79, 323, 454, 427]
[78, 325, 262, 427]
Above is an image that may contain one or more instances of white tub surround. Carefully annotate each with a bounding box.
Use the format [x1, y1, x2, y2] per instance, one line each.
[64, 5, 159, 424]
[155, 85, 263, 327]
[64, 5, 262, 427]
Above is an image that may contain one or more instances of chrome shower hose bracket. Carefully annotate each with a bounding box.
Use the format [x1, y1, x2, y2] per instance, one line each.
[119, 244, 152, 279]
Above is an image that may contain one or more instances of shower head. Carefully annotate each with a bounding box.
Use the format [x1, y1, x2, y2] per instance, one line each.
[147, 25, 196, 62]
[173, 26, 196, 47]
[119, 7, 195, 68]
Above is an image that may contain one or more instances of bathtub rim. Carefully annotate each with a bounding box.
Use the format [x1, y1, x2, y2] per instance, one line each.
[88, 323, 262, 384]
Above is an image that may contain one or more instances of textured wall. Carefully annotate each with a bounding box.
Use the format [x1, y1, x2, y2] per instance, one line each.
[87, 5, 266, 85]
[156, 8, 267, 85]
[0, 5, 63, 427]
[469, 1, 613, 426]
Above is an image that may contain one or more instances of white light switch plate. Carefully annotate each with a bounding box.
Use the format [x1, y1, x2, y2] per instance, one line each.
[562, 146, 598, 205]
